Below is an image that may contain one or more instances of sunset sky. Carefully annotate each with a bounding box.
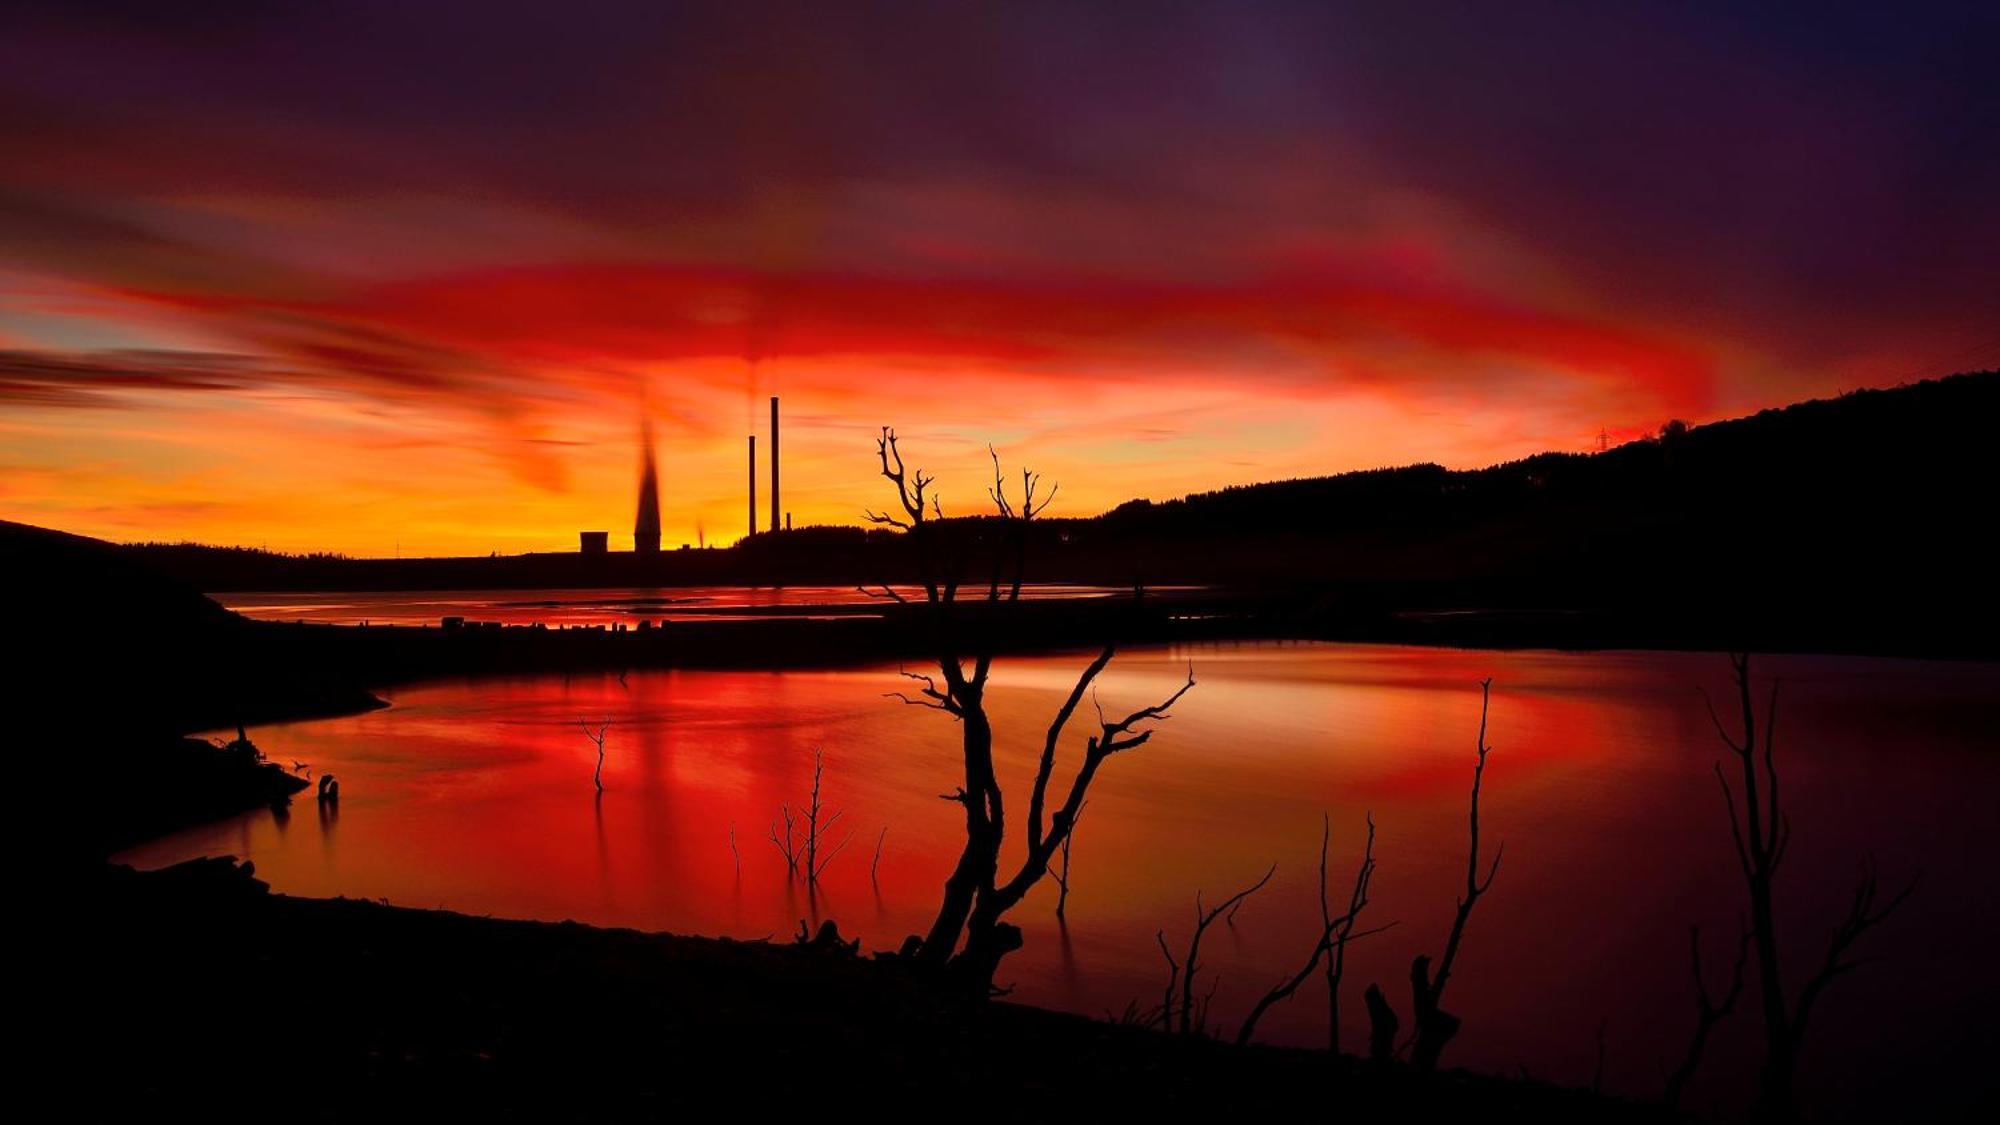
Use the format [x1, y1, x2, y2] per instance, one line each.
[3, 1, 1995, 556]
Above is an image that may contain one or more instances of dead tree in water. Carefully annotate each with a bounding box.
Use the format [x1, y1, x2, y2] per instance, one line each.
[864, 429, 1195, 994]
[1365, 678, 1502, 1072]
[1324, 812, 1383, 1052]
[1047, 799, 1087, 920]
[1362, 982, 1399, 1062]
[1151, 931, 1181, 1031]
[769, 748, 854, 884]
[1148, 865, 1273, 1035]
[769, 804, 800, 876]
[1663, 922, 1750, 1110]
[802, 748, 852, 883]
[1235, 812, 1388, 1047]
[578, 718, 611, 792]
[1704, 653, 1917, 1123]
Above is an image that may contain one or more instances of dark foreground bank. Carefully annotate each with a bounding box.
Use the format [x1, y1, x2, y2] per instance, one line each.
[63, 858, 1672, 1121]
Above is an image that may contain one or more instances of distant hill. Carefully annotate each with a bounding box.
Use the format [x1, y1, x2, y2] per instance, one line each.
[1069, 369, 1998, 582]
[4, 519, 378, 738]
[1103, 370, 1998, 538]
[93, 369, 2000, 654]
[1031, 371, 1998, 650]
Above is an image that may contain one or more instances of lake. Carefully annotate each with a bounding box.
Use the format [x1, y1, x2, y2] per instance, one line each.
[117, 641, 1999, 1119]
[216, 583, 1181, 626]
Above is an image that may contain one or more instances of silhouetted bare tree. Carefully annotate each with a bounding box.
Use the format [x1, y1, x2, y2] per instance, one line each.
[1363, 982, 1399, 1063]
[1662, 922, 1750, 1110]
[769, 803, 800, 877]
[1146, 865, 1274, 1035]
[578, 718, 610, 792]
[803, 748, 853, 883]
[1048, 799, 1087, 920]
[1366, 678, 1502, 1072]
[1234, 813, 1389, 1047]
[769, 747, 853, 885]
[1151, 931, 1181, 1031]
[1704, 653, 1917, 1122]
[1323, 811, 1383, 1053]
[865, 429, 1195, 993]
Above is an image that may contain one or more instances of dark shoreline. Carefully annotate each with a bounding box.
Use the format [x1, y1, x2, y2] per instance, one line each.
[65, 857, 1674, 1120]
[238, 592, 2000, 707]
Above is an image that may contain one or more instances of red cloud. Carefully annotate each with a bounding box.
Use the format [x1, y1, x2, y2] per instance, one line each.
[111, 261, 1716, 418]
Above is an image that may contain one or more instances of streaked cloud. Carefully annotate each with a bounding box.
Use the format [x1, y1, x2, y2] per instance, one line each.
[2, 1, 1994, 553]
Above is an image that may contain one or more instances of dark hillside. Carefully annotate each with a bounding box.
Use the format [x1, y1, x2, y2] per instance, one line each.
[5, 519, 378, 738]
[71, 370, 2000, 657]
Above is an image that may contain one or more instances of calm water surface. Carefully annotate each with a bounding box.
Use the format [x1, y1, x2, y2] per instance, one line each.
[218, 583, 1175, 626]
[119, 642, 2000, 1118]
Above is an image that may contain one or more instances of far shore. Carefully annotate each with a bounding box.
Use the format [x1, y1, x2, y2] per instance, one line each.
[224, 593, 1998, 724]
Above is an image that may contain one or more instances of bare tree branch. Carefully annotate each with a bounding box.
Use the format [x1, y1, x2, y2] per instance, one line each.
[1663, 922, 1751, 1109]
[994, 658, 1197, 913]
[1098, 662, 1198, 755]
[884, 665, 962, 716]
[768, 804, 799, 875]
[1236, 813, 1384, 1047]
[1026, 644, 1116, 854]
[1326, 811, 1382, 1053]
[1369, 679, 1501, 1072]
[767, 748, 857, 884]
[1792, 859, 1920, 1042]
[1173, 864, 1275, 1035]
[578, 718, 611, 792]
[1702, 653, 1918, 1121]
[864, 425, 1192, 993]
[1048, 799, 1087, 920]
[1154, 930, 1181, 1032]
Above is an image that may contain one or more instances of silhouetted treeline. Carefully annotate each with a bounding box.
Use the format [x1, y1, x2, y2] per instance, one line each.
[115, 371, 2000, 656]
[129, 541, 351, 562]
[124, 525, 904, 591]
[1075, 369, 1997, 587]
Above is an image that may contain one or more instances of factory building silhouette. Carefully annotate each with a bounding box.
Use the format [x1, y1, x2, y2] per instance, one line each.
[580, 398, 786, 554]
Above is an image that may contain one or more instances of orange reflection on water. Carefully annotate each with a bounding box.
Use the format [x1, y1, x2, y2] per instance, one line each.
[216, 584, 1175, 626]
[118, 642, 2000, 1118]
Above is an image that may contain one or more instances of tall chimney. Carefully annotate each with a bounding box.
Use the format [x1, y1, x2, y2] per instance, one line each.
[747, 435, 756, 540]
[769, 395, 781, 534]
[634, 417, 662, 555]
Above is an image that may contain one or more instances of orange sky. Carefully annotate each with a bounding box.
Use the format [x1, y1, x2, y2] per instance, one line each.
[3, 3, 1995, 556]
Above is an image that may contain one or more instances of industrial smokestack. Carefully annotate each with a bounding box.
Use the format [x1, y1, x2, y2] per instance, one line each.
[634, 417, 661, 554]
[769, 395, 780, 534]
[747, 435, 756, 540]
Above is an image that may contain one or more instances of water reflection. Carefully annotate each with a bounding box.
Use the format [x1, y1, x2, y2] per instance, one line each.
[116, 642, 2000, 1120]
[593, 790, 611, 908]
[218, 583, 1184, 627]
